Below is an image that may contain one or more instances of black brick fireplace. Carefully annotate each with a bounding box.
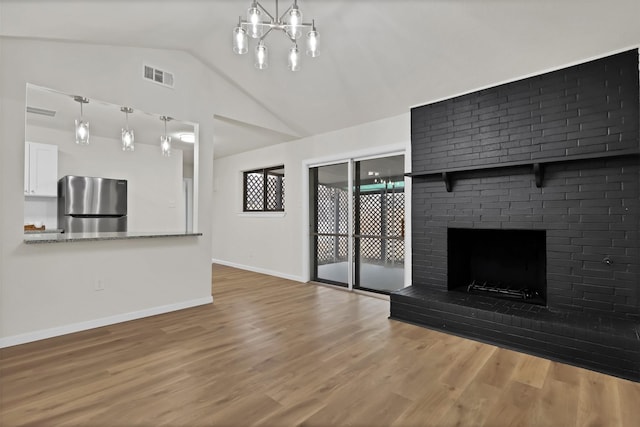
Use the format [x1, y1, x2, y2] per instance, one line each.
[391, 49, 640, 381]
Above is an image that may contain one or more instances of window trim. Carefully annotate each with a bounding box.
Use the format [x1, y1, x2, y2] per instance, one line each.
[243, 165, 285, 212]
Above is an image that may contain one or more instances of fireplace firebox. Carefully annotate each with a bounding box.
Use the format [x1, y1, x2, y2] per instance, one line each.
[447, 228, 546, 305]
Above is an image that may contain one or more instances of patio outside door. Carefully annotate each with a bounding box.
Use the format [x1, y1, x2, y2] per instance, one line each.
[310, 163, 350, 287]
[310, 155, 405, 293]
[353, 156, 405, 293]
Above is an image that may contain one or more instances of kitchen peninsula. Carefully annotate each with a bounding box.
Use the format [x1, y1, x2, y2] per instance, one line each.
[24, 231, 202, 244]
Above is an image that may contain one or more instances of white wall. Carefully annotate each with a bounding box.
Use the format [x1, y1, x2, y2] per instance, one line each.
[211, 113, 411, 282]
[27, 126, 184, 232]
[183, 163, 194, 179]
[0, 37, 294, 345]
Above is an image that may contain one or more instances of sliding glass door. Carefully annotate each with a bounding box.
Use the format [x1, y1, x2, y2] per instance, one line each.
[310, 155, 405, 294]
[353, 156, 405, 293]
[310, 163, 350, 286]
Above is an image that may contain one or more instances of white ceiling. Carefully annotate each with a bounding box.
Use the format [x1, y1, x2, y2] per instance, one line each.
[3, 0, 640, 158]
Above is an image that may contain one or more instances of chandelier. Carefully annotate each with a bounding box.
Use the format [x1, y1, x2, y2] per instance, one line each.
[232, 0, 320, 71]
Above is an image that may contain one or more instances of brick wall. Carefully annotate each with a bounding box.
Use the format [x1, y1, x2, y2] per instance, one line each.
[411, 50, 639, 173]
[411, 49, 640, 320]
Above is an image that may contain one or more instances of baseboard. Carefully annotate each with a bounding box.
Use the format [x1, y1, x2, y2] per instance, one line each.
[212, 258, 306, 283]
[0, 296, 213, 349]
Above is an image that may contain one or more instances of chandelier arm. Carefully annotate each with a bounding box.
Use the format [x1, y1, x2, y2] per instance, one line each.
[279, 22, 313, 30]
[259, 27, 274, 42]
[278, 4, 293, 23]
[255, 1, 275, 22]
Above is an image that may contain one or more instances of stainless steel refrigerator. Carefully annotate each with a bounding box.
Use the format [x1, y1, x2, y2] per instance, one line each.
[58, 175, 127, 233]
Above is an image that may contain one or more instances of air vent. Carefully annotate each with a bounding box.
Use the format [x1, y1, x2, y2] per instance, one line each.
[143, 64, 174, 88]
[26, 106, 57, 117]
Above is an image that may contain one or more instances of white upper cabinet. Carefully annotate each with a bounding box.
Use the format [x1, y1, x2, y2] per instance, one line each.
[25, 142, 58, 197]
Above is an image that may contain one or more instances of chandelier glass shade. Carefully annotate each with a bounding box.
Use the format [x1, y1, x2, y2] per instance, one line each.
[73, 96, 90, 145]
[233, 26, 249, 54]
[306, 28, 319, 57]
[232, 0, 319, 70]
[288, 44, 300, 71]
[255, 41, 269, 69]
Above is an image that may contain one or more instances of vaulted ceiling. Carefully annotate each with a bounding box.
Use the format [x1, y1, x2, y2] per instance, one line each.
[2, 0, 639, 157]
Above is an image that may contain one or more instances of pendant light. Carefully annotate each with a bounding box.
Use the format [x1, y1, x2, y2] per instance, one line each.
[73, 96, 90, 145]
[120, 107, 135, 151]
[160, 116, 172, 157]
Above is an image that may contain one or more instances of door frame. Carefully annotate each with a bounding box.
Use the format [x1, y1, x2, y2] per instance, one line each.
[302, 143, 411, 289]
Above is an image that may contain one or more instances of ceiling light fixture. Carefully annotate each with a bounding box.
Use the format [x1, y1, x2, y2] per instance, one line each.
[232, 0, 320, 71]
[73, 96, 90, 145]
[179, 133, 195, 143]
[160, 116, 172, 157]
[120, 107, 135, 151]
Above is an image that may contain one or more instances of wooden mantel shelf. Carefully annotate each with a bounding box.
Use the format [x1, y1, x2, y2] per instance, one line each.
[405, 149, 640, 192]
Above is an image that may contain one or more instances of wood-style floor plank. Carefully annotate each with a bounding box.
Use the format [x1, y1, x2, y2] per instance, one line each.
[0, 264, 638, 426]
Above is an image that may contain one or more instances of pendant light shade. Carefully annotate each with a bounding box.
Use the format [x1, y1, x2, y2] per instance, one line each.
[160, 116, 172, 157]
[287, 1, 302, 39]
[306, 21, 320, 57]
[73, 96, 90, 145]
[288, 44, 300, 71]
[255, 41, 268, 69]
[75, 120, 90, 145]
[247, 2, 263, 39]
[161, 136, 171, 157]
[120, 107, 135, 151]
[233, 25, 248, 54]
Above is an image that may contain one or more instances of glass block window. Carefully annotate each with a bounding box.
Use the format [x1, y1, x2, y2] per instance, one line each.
[243, 166, 285, 212]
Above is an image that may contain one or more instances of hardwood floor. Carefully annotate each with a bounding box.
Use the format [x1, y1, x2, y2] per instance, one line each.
[1, 264, 638, 426]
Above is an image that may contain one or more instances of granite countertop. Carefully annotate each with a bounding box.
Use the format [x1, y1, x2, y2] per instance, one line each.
[24, 229, 64, 234]
[24, 231, 203, 244]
